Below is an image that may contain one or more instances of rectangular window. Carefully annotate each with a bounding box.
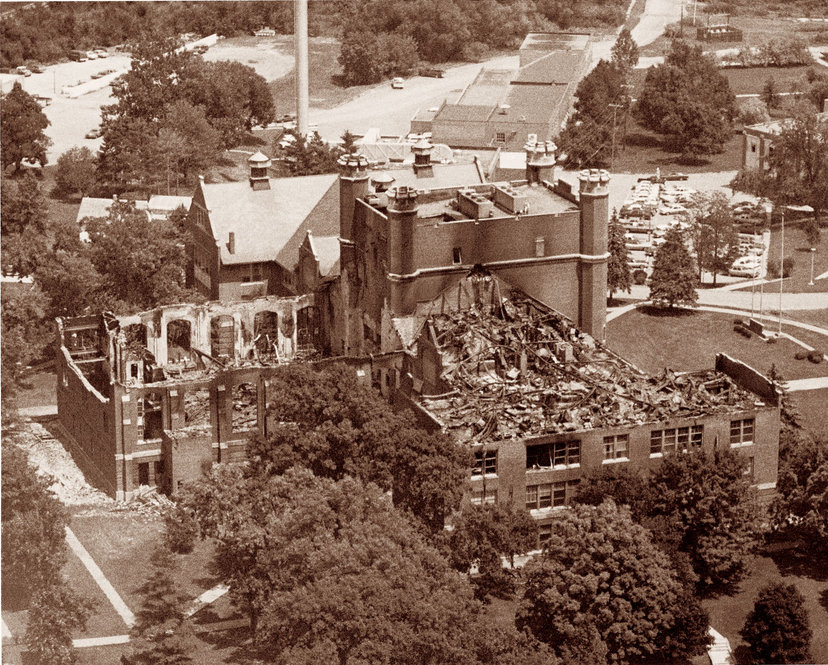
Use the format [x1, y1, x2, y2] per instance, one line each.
[527, 441, 580, 469]
[603, 434, 629, 460]
[538, 523, 552, 545]
[496, 132, 506, 144]
[452, 247, 462, 264]
[526, 480, 580, 510]
[751, 144, 756, 153]
[730, 418, 755, 446]
[535, 237, 545, 257]
[471, 487, 497, 505]
[652, 425, 703, 455]
[472, 450, 497, 476]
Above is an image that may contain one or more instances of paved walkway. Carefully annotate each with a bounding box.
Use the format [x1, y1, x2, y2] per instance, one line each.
[64, 527, 135, 628]
[17, 405, 58, 418]
[786, 377, 828, 392]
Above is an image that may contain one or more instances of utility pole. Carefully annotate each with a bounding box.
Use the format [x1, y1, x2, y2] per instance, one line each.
[778, 210, 785, 335]
[609, 103, 622, 170]
[809, 247, 816, 286]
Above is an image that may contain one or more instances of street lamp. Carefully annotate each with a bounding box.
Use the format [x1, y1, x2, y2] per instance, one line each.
[809, 247, 816, 286]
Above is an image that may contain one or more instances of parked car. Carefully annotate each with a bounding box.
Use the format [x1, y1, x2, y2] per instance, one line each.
[391, 77, 404, 89]
[15, 66, 31, 76]
[68, 50, 88, 62]
[28, 63, 44, 73]
[86, 51, 99, 60]
[624, 234, 650, 251]
[729, 256, 761, 277]
[419, 67, 445, 78]
[85, 127, 102, 139]
[95, 49, 108, 58]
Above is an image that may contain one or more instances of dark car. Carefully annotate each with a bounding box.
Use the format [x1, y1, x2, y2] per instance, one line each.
[85, 128, 102, 139]
[419, 67, 445, 78]
[29, 63, 45, 73]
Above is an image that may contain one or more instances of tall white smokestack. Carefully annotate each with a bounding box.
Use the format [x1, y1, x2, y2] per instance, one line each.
[294, 0, 309, 137]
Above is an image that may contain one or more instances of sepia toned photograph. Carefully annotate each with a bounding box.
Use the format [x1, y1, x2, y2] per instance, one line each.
[1, 0, 826, 663]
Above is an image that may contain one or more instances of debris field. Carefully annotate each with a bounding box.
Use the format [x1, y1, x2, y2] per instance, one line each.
[420, 287, 757, 442]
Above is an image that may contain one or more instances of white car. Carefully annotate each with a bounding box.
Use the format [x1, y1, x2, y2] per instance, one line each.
[659, 204, 686, 215]
[391, 77, 404, 89]
[624, 234, 650, 250]
[729, 256, 761, 277]
[86, 51, 98, 59]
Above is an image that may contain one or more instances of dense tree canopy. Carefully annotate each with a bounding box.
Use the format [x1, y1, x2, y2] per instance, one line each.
[55, 146, 97, 199]
[741, 583, 812, 664]
[516, 500, 702, 665]
[24, 583, 91, 665]
[648, 226, 698, 308]
[98, 38, 273, 193]
[636, 40, 735, 156]
[248, 364, 470, 532]
[0, 82, 52, 172]
[1, 444, 68, 608]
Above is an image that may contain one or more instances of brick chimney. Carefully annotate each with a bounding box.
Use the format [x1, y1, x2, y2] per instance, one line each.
[338, 153, 370, 242]
[228, 231, 236, 255]
[248, 152, 271, 190]
[386, 186, 419, 313]
[577, 168, 610, 341]
[412, 139, 434, 178]
[371, 172, 395, 193]
[524, 139, 556, 185]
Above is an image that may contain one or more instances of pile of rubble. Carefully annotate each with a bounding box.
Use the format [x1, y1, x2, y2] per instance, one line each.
[6, 420, 113, 507]
[420, 291, 756, 441]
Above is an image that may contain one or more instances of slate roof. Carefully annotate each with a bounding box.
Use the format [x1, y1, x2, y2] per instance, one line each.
[307, 233, 341, 278]
[200, 173, 338, 268]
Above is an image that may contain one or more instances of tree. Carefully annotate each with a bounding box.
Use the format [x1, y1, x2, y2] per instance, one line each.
[558, 59, 627, 167]
[169, 466, 486, 663]
[650, 448, 758, 590]
[340, 129, 359, 155]
[762, 76, 779, 109]
[1, 443, 68, 608]
[607, 208, 632, 302]
[55, 146, 97, 198]
[1, 171, 51, 276]
[84, 200, 193, 311]
[683, 191, 738, 286]
[24, 582, 91, 665]
[0, 81, 52, 172]
[280, 130, 341, 176]
[741, 583, 812, 664]
[158, 100, 222, 185]
[648, 226, 698, 308]
[611, 27, 639, 71]
[767, 364, 804, 462]
[636, 40, 735, 156]
[771, 437, 828, 550]
[122, 547, 196, 665]
[516, 500, 703, 665]
[248, 364, 470, 533]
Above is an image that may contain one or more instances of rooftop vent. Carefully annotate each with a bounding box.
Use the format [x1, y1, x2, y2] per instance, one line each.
[492, 184, 529, 214]
[248, 151, 272, 190]
[457, 189, 493, 220]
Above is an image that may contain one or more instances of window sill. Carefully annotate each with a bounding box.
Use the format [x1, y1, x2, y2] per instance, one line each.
[602, 457, 629, 465]
[471, 473, 498, 480]
[649, 452, 663, 459]
[138, 437, 163, 446]
[526, 464, 580, 473]
[529, 506, 568, 517]
[730, 442, 754, 448]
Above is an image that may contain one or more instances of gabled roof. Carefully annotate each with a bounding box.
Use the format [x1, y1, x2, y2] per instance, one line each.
[200, 173, 338, 267]
[147, 195, 192, 213]
[76, 197, 149, 224]
[305, 233, 340, 278]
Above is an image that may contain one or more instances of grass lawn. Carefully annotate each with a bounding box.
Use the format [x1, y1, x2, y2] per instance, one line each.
[780, 309, 828, 328]
[703, 551, 828, 664]
[14, 370, 56, 410]
[606, 308, 828, 380]
[789, 387, 828, 437]
[69, 511, 218, 613]
[611, 118, 743, 174]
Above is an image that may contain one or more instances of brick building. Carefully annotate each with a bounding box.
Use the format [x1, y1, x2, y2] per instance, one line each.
[185, 152, 339, 301]
[388, 271, 779, 537]
[333, 139, 609, 357]
[411, 33, 591, 150]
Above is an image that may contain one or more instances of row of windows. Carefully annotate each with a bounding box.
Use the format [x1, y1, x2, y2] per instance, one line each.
[473, 419, 755, 476]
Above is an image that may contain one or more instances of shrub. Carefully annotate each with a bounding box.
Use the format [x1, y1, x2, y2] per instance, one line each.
[733, 319, 744, 326]
[633, 269, 647, 285]
[767, 257, 795, 278]
[794, 349, 808, 360]
[766, 336, 777, 344]
[807, 350, 824, 364]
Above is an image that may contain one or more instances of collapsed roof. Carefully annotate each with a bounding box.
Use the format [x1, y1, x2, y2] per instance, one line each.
[416, 272, 759, 442]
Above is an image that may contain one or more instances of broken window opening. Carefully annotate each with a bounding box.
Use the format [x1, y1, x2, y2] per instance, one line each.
[254, 311, 279, 359]
[184, 388, 210, 427]
[137, 462, 149, 486]
[296, 307, 316, 356]
[526, 441, 580, 470]
[139, 391, 164, 440]
[538, 523, 553, 546]
[210, 315, 235, 359]
[452, 247, 462, 265]
[231, 382, 258, 433]
[472, 450, 497, 476]
[123, 323, 148, 348]
[167, 319, 192, 363]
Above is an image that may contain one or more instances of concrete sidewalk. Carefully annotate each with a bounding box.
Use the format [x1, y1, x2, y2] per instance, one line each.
[786, 377, 828, 392]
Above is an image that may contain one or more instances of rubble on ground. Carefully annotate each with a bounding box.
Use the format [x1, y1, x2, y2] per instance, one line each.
[6, 419, 113, 507]
[420, 287, 757, 442]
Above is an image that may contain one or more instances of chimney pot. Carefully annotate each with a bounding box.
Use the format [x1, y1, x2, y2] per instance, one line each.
[228, 231, 235, 254]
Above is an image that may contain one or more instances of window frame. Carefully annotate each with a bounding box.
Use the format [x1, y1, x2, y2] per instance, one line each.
[603, 433, 629, 462]
[526, 440, 580, 470]
[472, 449, 497, 477]
[730, 418, 755, 447]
